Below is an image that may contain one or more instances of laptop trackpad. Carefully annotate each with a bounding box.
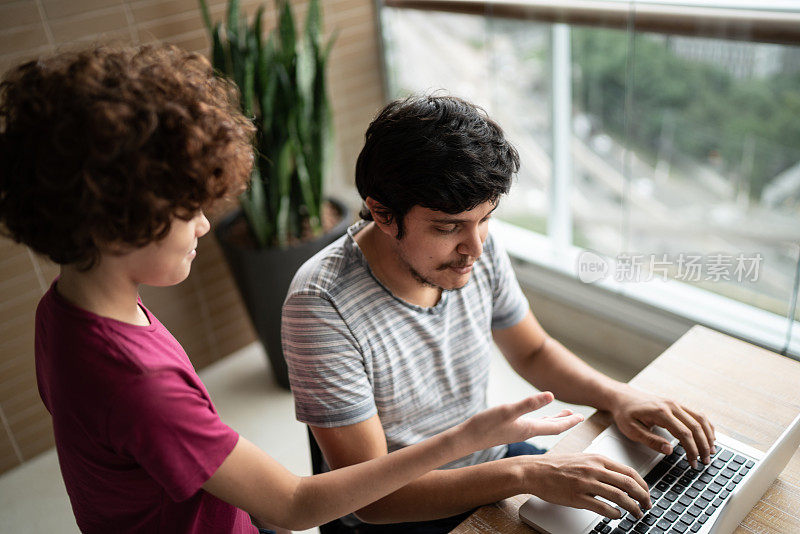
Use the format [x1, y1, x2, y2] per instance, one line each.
[517, 435, 644, 534]
[519, 497, 599, 534]
[584, 433, 657, 473]
[519, 426, 670, 534]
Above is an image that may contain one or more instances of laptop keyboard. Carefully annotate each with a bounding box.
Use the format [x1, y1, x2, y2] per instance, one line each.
[590, 443, 754, 534]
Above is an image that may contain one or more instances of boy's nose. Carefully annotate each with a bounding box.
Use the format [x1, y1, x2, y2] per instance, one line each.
[196, 212, 211, 237]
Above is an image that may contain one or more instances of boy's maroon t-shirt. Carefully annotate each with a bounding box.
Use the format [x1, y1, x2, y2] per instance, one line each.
[34, 280, 257, 534]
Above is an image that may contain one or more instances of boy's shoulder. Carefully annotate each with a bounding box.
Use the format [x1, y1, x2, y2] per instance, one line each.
[35, 282, 186, 378]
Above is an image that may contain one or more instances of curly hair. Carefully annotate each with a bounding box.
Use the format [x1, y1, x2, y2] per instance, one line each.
[355, 95, 520, 239]
[0, 44, 255, 268]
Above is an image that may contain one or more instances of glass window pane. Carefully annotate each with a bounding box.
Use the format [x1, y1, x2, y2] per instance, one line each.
[571, 26, 632, 257]
[379, 4, 800, 343]
[380, 8, 552, 232]
[621, 31, 800, 319]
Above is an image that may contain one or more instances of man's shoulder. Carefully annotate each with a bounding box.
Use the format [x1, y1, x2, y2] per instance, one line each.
[287, 223, 371, 302]
[483, 229, 499, 257]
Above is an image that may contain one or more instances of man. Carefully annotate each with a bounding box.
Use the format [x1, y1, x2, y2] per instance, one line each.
[282, 95, 715, 533]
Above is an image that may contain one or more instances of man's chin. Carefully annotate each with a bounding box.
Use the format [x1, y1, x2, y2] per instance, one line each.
[409, 265, 473, 291]
[441, 272, 472, 291]
[445, 282, 469, 291]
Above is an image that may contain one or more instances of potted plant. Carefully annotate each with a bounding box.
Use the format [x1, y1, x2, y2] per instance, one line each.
[199, 0, 349, 389]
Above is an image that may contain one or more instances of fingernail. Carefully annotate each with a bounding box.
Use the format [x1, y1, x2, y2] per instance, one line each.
[690, 459, 698, 469]
[703, 456, 711, 464]
[711, 446, 717, 454]
[661, 444, 671, 454]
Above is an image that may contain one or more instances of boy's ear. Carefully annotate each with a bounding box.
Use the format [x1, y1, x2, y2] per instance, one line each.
[365, 197, 398, 238]
[91, 231, 130, 257]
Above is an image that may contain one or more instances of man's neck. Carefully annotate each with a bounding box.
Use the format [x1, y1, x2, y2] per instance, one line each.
[354, 222, 442, 308]
[57, 262, 149, 326]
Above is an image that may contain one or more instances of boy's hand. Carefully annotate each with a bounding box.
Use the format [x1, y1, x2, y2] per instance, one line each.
[462, 392, 584, 451]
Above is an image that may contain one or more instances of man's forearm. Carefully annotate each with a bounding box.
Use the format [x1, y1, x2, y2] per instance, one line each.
[514, 336, 626, 412]
[354, 456, 525, 523]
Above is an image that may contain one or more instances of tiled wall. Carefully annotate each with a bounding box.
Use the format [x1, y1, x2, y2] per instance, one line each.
[0, 0, 384, 475]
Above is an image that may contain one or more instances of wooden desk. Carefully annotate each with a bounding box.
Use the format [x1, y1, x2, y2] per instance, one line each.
[453, 326, 800, 533]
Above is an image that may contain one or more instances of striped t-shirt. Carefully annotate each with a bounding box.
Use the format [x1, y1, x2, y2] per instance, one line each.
[282, 220, 529, 469]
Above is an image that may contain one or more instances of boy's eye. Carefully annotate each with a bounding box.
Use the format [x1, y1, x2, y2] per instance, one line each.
[435, 225, 458, 235]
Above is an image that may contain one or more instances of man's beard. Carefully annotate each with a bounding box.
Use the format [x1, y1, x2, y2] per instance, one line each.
[402, 254, 472, 291]
[407, 263, 443, 290]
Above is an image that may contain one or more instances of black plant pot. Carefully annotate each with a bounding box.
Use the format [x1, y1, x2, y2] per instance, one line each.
[215, 199, 350, 389]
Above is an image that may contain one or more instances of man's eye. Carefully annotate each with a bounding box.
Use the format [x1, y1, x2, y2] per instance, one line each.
[435, 226, 458, 234]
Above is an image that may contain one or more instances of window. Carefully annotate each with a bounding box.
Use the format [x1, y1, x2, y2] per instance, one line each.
[379, 1, 800, 357]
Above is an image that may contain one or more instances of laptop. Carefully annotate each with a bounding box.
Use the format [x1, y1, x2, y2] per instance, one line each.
[519, 412, 800, 534]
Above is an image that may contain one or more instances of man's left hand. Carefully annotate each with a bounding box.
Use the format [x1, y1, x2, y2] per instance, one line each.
[609, 385, 716, 468]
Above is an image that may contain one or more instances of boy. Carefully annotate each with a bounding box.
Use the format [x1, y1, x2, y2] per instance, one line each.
[0, 45, 582, 533]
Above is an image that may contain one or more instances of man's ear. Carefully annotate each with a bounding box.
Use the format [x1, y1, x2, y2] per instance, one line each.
[365, 197, 398, 237]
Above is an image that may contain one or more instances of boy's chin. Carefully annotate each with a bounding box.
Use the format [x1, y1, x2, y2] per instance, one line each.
[146, 269, 193, 287]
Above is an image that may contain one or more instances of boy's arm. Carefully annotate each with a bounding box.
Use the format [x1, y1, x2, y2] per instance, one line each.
[311, 412, 650, 524]
[312, 414, 527, 522]
[202, 394, 586, 530]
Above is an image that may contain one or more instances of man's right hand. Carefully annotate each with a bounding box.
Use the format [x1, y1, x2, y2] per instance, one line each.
[523, 453, 652, 519]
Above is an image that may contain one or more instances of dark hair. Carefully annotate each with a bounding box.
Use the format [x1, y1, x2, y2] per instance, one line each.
[355, 95, 519, 238]
[0, 44, 255, 269]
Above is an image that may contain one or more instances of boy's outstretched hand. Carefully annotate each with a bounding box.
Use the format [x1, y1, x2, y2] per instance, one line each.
[461, 392, 584, 451]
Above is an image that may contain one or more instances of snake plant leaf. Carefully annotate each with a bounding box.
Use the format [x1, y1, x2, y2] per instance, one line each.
[296, 39, 314, 132]
[274, 61, 294, 124]
[297, 16, 314, 103]
[198, 0, 213, 33]
[253, 5, 264, 40]
[322, 29, 338, 64]
[256, 34, 275, 125]
[253, 5, 265, 77]
[220, 23, 235, 79]
[239, 9, 247, 46]
[274, 140, 295, 248]
[201, 0, 334, 248]
[276, 0, 296, 64]
[211, 22, 227, 77]
[241, 165, 271, 248]
[305, 0, 322, 51]
[295, 147, 321, 234]
[226, 0, 240, 42]
[229, 19, 248, 108]
[308, 32, 336, 205]
[241, 25, 257, 118]
[290, 112, 319, 230]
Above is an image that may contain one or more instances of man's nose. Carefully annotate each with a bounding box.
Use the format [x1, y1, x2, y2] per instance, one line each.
[457, 228, 483, 258]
